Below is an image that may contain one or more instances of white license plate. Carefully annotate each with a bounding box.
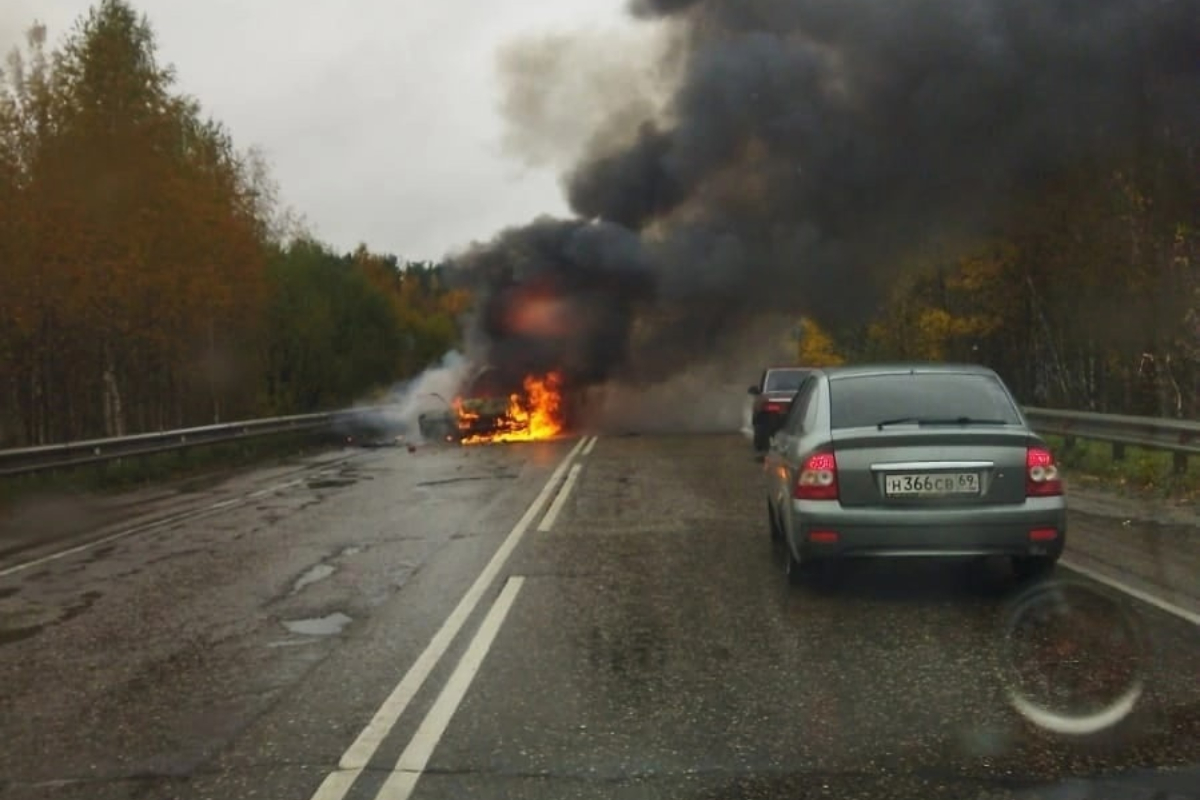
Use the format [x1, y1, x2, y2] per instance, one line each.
[884, 472, 980, 497]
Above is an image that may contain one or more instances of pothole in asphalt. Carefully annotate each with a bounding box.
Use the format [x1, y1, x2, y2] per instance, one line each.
[304, 465, 363, 490]
[416, 473, 518, 487]
[291, 564, 336, 594]
[281, 612, 353, 636]
[0, 591, 101, 646]
[0, 598, 54, 646]
[306, 477, 357, 489]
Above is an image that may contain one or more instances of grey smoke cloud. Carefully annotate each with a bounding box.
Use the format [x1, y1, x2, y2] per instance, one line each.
[578, 311, 800, 433]
[629, 0, 703, 19]
[459, 0, 1200, 393]
[495, 25, 680, 173]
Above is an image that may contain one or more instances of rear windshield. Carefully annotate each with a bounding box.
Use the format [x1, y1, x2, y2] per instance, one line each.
[829, 373, 1022, 429]
[765, 369, 810, 392]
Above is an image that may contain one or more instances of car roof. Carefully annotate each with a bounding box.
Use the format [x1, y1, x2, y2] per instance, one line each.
[765, 365, 813, 372]
[818, 362, 999, 380]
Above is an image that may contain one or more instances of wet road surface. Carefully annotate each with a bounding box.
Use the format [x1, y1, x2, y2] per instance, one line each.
[0, 435, 1197, 799]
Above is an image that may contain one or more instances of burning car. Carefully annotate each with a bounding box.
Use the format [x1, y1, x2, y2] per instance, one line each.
[419, 365, 567, 445]
[453, 367, 520, 440]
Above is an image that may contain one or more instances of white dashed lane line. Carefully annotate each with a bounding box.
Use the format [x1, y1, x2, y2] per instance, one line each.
[538, 463, 583, 532]
[371, 576, 526, 800]
[308, 436, 588, 800]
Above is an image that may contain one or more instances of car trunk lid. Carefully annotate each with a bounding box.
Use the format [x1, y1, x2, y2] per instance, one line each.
[760, 391, 795, 410]
[830, 426, 1037, 508]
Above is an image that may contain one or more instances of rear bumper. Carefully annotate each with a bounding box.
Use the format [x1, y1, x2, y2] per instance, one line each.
[789, 497, 1067, 560]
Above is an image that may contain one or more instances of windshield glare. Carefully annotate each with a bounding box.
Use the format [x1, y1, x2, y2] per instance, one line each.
[0, 0, 1195, 796]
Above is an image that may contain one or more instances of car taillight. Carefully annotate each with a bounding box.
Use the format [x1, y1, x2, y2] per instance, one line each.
[1025, 447, 1063, 497]
[795, 452, 839, 500]
[763, 402, 786, 414]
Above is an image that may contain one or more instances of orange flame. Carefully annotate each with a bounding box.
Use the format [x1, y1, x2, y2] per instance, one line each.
[454, 372, 565, 445]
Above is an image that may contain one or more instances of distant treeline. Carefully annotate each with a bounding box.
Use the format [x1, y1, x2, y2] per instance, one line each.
[0, 2, 466, 447]
[3, 1, 1195, 447]
[767, 148, 1198, 422]
[841, 152, 1198, 419]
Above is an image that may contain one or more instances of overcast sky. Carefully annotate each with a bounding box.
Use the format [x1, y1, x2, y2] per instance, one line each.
[3, 0, 636, 261]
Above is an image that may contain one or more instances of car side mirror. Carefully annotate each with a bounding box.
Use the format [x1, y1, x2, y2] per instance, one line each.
[748, 386, 761, 395]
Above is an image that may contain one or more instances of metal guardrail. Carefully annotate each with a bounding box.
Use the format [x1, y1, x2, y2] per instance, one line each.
[1024, 406, 1199, 474]
[0, 406, 395, 478]
[0, 404, 1194, 478]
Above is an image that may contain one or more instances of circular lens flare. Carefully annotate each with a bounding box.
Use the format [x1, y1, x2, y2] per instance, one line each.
[998, 578, 1147, 736]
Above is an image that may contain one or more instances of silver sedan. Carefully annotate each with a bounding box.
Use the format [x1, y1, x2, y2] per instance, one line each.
[764, 363, 1067, 585]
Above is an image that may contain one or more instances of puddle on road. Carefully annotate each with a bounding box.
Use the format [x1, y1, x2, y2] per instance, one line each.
[292, 564, 336, 594]
[281, 612, 353, 636]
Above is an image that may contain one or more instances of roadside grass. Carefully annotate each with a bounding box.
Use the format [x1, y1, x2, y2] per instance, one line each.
[1042, 434, 1200, 501]
[0, 432, 335, 508]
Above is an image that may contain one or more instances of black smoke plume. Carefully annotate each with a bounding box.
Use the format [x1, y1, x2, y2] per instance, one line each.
[452, 217, 655, 391]
[453, 0, 1200, 395]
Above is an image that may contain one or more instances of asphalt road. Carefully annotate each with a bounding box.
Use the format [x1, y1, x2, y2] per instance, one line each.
[1, 435, 1197, 800]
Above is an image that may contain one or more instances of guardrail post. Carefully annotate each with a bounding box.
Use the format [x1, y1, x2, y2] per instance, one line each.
[1174, 452, 1188, 475]
[1112, 442, 1125, 461]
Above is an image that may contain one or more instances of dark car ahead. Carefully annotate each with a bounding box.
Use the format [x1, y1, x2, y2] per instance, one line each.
[763, 363, 1067, 585]
[748, 366, 812, 451]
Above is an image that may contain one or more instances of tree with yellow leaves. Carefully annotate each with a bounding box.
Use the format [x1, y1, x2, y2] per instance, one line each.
[793, 317, 845, 367]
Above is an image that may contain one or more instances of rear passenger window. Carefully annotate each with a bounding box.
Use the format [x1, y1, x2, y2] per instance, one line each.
[804, 382, 822, 430]
[766, 369, 810, 393]
[828, 373, 1022, 430]
[785, 378, 815, 433]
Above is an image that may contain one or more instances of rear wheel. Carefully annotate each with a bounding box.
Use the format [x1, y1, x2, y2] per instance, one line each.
[784, 541, 809, 586]
[1012, 556, 1057, 581]
[787, 548, 841, 589]
[767, 500, 782, 541]
[784, 548, 804, 586]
